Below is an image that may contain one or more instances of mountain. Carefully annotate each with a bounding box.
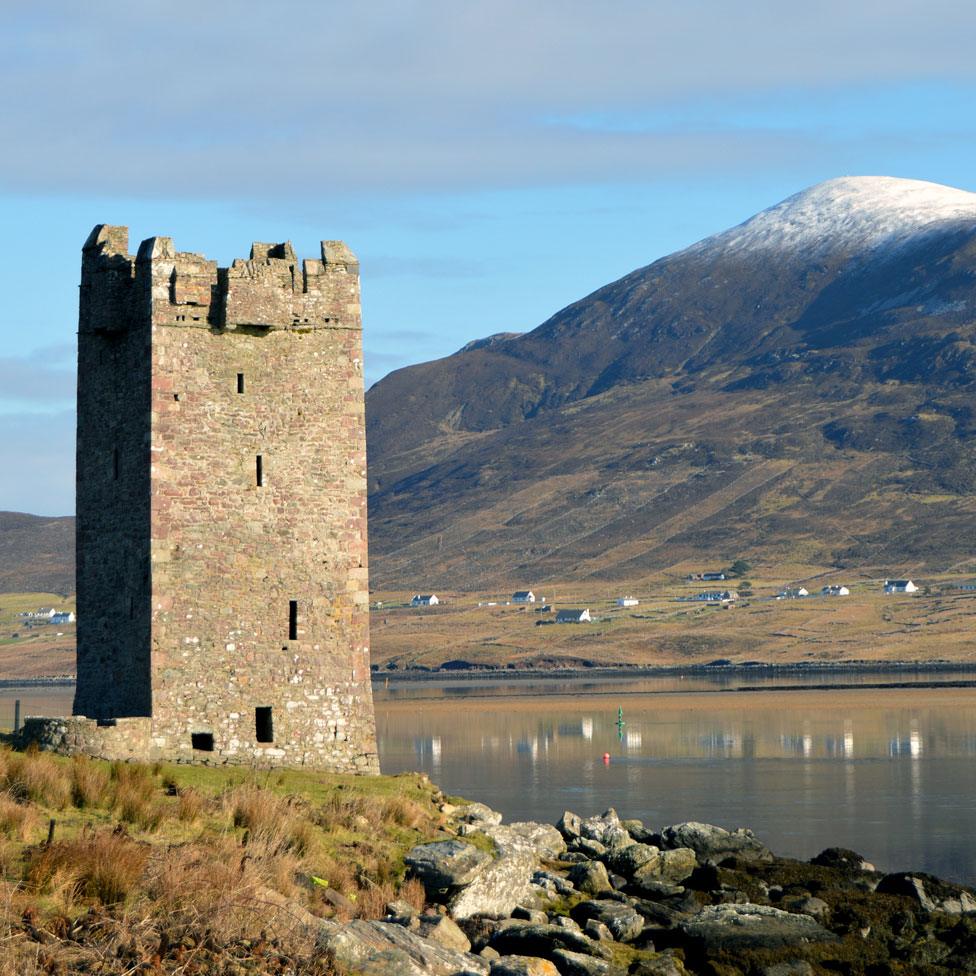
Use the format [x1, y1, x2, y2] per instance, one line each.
[0, 512, 74, 595]
[366, 177, 976, 589]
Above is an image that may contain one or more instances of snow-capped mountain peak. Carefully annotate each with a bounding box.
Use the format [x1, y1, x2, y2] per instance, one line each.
[691, 176, 976, 259]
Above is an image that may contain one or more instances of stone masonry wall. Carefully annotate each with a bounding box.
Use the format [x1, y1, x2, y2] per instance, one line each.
[74, 227, 153, 719]
[70, 226, 378, 772]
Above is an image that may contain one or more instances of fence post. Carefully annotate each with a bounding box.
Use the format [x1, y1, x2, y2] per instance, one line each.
[13, 699, 20, 734]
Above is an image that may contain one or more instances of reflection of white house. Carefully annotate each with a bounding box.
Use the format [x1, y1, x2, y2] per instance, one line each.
[821, 585, 850, 597]
[616, 596, 639, 607]
[884, 579, 918, 594]
[411, 594, 439, 606]
[556, 608, 591, 623]
[777, 587, 809, 599]
[512, 591, 536, 603]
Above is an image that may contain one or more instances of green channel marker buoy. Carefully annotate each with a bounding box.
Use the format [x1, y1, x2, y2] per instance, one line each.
[616, 705, 625, 741]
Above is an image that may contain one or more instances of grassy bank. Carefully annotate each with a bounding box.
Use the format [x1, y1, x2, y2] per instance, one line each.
[0, 744, 450, 974]
[369, 571, 976, 670]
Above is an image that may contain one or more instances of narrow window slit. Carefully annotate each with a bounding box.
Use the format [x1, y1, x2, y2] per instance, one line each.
[255, 707, 273, 743]
[288, 600, 298, 640]
[256, 454, 263, 487]
[237, 373, 245, 394]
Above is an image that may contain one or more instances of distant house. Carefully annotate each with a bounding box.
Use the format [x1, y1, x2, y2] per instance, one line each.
[50, 612, 75, 625]
[616, 596, 640, 607]
[556, 608, 591, 624]
[777, 587, 809, 600]
[884, 579, 918, 594]
[20, 607, 56, 620]
[821, 585, 850, 597]
[411, 594, 439, 606]
[697, 591, 738, 603]
[512, 591, 536, 604]
[702, 572, 727, 582]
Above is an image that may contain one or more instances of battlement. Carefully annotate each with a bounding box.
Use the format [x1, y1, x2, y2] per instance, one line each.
[80, 225, 361, 334]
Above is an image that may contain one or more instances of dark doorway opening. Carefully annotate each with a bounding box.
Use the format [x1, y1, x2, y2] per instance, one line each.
[255, 706, 274, 743]
[191, 732, 214, 752]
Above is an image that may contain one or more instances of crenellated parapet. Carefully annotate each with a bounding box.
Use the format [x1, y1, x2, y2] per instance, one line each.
[80, 225, 361, 334]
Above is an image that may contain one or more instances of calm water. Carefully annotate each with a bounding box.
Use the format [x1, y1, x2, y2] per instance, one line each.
[4, 676, 976, 883]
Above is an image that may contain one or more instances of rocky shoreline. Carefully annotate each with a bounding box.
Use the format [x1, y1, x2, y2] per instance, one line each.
[320, 800, 976, 975]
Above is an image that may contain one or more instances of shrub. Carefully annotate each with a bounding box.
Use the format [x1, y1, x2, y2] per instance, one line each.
[69, 756, 110, 809]
[25, 831, 149, 905]
[1, 750, 70, 809]
[176, 786, 206, 823]
[0, 792, 37, 841]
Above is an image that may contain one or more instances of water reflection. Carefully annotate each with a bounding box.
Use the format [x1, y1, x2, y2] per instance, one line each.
[377, 684, 976, 884]
[4, 681, 976, 883]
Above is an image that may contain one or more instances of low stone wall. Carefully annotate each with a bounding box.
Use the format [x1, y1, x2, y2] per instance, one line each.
[17, 715, 379, 772]
[19, 716, 153, 762]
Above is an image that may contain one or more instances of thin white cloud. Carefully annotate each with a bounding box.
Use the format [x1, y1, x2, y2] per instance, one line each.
[1, 2, 973, 196]
[0, 350, 75, 406]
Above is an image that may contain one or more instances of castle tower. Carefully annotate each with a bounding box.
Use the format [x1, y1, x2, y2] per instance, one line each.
[71, 225, 379, 772]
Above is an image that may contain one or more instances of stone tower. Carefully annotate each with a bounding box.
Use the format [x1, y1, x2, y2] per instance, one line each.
[65, 225, 378, 772]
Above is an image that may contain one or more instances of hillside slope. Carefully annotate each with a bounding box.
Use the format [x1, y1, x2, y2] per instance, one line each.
[0, 512, 74, 595]
[366, 177, 976, 589]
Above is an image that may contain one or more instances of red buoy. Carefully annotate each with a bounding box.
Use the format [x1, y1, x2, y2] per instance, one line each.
[602, 752, 611, 764]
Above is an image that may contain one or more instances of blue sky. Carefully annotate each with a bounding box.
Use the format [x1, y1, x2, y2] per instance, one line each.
[1, 1, 975, 514]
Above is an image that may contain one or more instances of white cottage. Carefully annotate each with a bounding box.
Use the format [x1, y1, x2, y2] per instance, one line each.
[411, 594, 440, 606]
[556, 608, 591, 624]
[821, 585, 850, 597]
[884, 579, 918, 594]
[616, 596, 640, 607]
[512, 591, 536, 603]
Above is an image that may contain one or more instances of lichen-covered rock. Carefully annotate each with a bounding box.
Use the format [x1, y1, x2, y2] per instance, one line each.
[490, 923, 613, 961]
[677, 903, 838, 952]
[551, 948, 612, 976]
[557, 811, 583, 840]
[568, 860, 613, 896]
[609, 843, 661, 880]
[418, 913, 473, 952]
[450, 848, 541, 919]
[485, 822, 567, 860]
[489, 957, 560, 976]
[459, 802, 505, 827]
[580, 809, 633, 850]
[405, 840, 492, 892]
[659, 822, 771, 863]
[318, 918, 489, 976]
[572, 899, 644, 942]
[658, 848, 698, 882]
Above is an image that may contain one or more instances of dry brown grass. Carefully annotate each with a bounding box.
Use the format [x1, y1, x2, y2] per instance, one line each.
[176, 785, 206, 822]
[25, 830, 149, 905]
[0, 748, 70, 809]
[0, 791, 37, 841]
[69, 755, 109, 808]
[0, 746, 443, 973]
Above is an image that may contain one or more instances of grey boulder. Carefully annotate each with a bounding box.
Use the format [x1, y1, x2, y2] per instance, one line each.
[319, 918, 489, 976]
[677, 903, 837, 952]
[572, 899, 644, 942]
[659, 822, 771, 863]
[406, 840, 492, 892]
